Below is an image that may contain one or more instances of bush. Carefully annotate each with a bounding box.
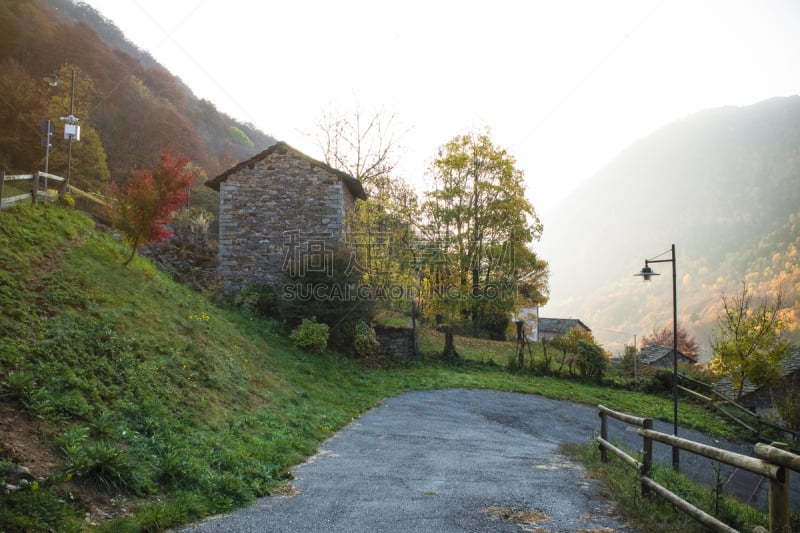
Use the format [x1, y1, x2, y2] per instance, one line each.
[57, 192, 75, 208]
[289, 318, 329, 354]
[775, 375, 800, 431]
[576, 340, 607, 382]
[279, 248, 375, 351]
[353, 321, 380, 357]
[234, 283, 279, 318]
[480, 312, 510, 341]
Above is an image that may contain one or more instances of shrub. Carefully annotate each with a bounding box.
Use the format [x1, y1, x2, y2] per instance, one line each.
[775, 375, 800, 431]
[57, 192, 75, 208]
[234, 283, 278, 318]
[289, 318, 329, 354]
[279, 248, 375, 350]
[576, 340, 608, 382]
[353, 321, 380, 357]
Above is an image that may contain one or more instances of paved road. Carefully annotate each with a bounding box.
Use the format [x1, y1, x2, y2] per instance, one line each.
[176, 388, 764, 532]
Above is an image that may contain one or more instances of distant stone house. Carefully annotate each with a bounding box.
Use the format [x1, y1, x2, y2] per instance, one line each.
[714, 347, 800, 411]
[638, 345, 694, 368]
[206, 141, 366, 293]
[536, 318, 591, 342]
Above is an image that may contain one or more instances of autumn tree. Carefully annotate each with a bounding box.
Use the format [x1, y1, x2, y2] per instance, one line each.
[710, 283, 792, 400]
[422, 130, 547, 336]
[551, 327, 596, 376]
[641, 324, 700, 360]
[312, 105, 419, 312]
[112, 148, 197, 266]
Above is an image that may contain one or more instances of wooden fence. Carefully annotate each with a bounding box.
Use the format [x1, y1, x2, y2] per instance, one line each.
[679, 374, 800, 452]
[0, 169, 67, 208]
[598, 404, 798, 533]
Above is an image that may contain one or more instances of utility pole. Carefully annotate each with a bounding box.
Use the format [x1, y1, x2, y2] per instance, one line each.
[59, 69, 80, 197]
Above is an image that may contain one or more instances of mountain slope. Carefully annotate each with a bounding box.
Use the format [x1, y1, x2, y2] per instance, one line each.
[0, 0, 276, 189]
[539, 96, 800, 357]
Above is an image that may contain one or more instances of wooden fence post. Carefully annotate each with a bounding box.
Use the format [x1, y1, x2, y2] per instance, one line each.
[769, 442, 790, 533]
[442, 326, 457, 360]
[641, 417, 653, 497]
[0, 169, 5, 204]
[599, 409, 608, 463]
[32, 171, 39, 205]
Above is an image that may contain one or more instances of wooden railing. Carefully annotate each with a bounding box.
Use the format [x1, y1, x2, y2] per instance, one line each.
[598, 404, 796, 533]
[679, 374, 800, 451]
[0, 169, 66, 208]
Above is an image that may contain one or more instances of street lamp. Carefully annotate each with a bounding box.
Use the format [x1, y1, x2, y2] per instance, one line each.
[58, 69, 80, 196]
[635, 243, 679, 471]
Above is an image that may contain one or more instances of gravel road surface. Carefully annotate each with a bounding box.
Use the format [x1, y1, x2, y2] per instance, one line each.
[177, 388, 770, 532]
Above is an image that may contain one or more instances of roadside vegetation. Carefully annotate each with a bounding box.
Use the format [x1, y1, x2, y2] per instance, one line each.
[0, 205, 780, 531]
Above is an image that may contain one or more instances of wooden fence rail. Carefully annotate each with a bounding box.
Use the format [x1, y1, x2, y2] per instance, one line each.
[678, 373, 800, 449]
[598, 404, 795, 533]
[0, 169, 66, 209]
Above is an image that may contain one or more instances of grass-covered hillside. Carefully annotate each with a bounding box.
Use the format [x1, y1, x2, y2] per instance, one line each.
[0, 205, 738, 531]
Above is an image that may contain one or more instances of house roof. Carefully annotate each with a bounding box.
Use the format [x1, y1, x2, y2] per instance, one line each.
[714, 346, 800, 399]
[205, 141, 367, 200]
[538, 318, 591, 336]
[639, 345, 691, 364]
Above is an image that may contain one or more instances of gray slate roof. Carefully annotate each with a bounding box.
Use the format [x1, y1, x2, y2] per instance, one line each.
[639, 344, 693, 365]
[538, 318, 591, 336]
[205, 141, 367, 200]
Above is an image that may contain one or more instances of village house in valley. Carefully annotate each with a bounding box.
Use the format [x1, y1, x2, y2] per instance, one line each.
[536, 318, 591, 342]
[206, 142, 366, 293]
[638, 345, 694, 368]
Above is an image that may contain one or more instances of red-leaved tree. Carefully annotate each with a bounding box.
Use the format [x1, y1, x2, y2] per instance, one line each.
[112, 149, 197, 266]
[640, 324, 700, 361]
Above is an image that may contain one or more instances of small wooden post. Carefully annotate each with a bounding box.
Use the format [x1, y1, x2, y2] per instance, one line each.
[442, 326, 457, 360]
[599, 409, 608, 463]
[641, 417, 653, 497]
[32, 171, 39, 205]
[0, 169, 5, 205]
[769, 442, 790, 533]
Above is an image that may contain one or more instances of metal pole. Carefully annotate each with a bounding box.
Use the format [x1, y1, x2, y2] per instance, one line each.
[671, 243, 679, 471]
[66, 69, 75, 193]
[43, 120, 51, 193]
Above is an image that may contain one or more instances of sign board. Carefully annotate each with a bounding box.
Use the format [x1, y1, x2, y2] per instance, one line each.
[64, 124, 80, 141]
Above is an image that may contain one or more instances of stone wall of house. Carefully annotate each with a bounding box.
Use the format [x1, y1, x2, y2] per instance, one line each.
[375, 325, 416, 358]
[218, 145, 356, 293]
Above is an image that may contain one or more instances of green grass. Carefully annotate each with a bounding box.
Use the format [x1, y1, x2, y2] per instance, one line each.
[562, 440, 773, 532]
[0, 205, 754, 531]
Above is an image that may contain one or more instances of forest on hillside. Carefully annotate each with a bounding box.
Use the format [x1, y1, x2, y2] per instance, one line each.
[0, 0, 276, 191]
[540, 97, 800, 356]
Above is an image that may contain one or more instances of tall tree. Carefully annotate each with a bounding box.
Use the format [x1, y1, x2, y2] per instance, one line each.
[710, 283, 792, 400]
[641, 324, 700, 360]
[312, 105, 419, 310]
[312, 104, 403, 187]
[422, 130, 547, 335]
[112, 148, 197, 266]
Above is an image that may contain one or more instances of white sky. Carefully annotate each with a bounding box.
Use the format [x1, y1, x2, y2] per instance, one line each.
[80, 0, 800, 216]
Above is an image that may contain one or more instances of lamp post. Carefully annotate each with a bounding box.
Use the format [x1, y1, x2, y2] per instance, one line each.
[58, 69, 79, 196]
[635, 243, 679, 471]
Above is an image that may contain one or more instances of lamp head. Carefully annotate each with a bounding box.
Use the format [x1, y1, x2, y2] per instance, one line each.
[635, 265, 660, 281]
[43, 73, 59, 87]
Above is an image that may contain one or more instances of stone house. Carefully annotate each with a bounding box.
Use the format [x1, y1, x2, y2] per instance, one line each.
[714, 346, 800, 411]
[536, 318, 591, 342]
[206, 141, 366, 293]
[638, 345, 694, 368]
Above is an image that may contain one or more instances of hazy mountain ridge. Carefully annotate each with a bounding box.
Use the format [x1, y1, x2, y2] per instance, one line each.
[539, 96, 800, 357]
[1, 0, 276, 186]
